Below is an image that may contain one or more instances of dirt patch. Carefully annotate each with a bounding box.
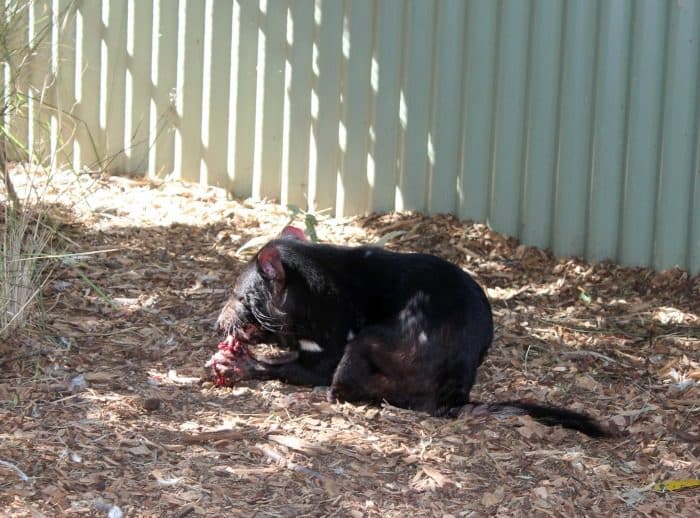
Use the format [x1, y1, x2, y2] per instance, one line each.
[1, 168, 698, 516]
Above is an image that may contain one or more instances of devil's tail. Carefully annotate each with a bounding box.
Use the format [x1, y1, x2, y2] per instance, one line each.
[459, 401, 609, 438]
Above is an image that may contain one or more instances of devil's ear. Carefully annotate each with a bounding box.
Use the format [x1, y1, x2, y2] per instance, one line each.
[280, 225, 307, 241]
[257, 245, 285, 284]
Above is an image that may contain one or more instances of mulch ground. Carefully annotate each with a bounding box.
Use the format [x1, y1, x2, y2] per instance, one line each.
[1, 167, 698, 517]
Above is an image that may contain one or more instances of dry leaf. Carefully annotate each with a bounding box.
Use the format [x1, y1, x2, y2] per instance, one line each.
[422, 466, 453, 488]
[481, 487, 504, 507]
[575, 375, 601, 391]
[611, 414, 627, 427]
[516, 416, 545, 439]
[128, 444, 151, 456]
[267, 434, 329, 455]
[83, 371, 116, 382]
[652, 479, 700, 492]
[533, 486, 549, 499]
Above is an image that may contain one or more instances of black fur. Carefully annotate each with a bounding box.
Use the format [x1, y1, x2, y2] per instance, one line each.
[212, 234, 608, 438]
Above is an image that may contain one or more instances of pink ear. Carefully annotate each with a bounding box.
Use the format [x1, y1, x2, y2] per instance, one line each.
[257, 246, 285, 283]
[280, 226, 307, 241]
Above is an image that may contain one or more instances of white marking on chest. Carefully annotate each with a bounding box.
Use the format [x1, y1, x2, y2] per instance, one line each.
[418, 331, 428, 344]
[299, 339, 323, 352]
[346, 330, 355, 341]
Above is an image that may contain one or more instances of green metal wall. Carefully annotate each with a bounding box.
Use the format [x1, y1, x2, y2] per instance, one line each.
[8, 0, 700, 273]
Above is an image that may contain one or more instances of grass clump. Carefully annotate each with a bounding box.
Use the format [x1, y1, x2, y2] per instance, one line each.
[0, 198, 51, 339]
[0, 1, 68, 340]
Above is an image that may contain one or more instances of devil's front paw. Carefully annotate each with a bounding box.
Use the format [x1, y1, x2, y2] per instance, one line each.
[326, 384, 348, 404]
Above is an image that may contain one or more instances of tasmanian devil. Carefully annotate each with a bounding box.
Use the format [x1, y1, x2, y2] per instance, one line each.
[208, 227, 607, 437]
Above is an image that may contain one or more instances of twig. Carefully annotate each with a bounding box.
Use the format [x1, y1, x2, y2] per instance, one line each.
[561, 350, 621, 364]
[10, 247, 124, 262]
[0, 459, 30, 481]
[49, 393, 83, 405]
[536, 317, 645, 338]
[1, 161, 22, 209]
[481, 445, 506, 479]
[182, 429, 246, 444]
[256, 443, 324, 481]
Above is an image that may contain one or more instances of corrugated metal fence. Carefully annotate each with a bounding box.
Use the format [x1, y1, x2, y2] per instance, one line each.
[5, 0, 700, 273]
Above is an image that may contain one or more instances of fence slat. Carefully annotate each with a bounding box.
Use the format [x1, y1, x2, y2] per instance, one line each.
[553, 1, 598, 258]
[255, 0, 288, 200]
[125, 0, 152, 175]
[284, 0, 314, 208]
[619, 0, 667, 267]
[310, 0, 342, 213]
[7, 2, 30, 162]
[653, 0, 700, 271]
[490, 0, 530, 238]
[371, 0, 403, 213]
[458, 0, 498, 223]
[103, 0, 127, 173]
[177, 0, 205, 182]
[398, 0, 435, 212]
[428, 0, 466, 215]
[338, 0, 373, 217]
[54, 0, 77, 168]
[203, 0, 233, 188]
[691, 135, 700, 273]
[28, 0, 54, 165]
[587, 0, 632, 263]
[232, 0, 260, 198]
[521, 0, 563, 250]
[73, 0, 102, 170]
[149, 0, 177, 178]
